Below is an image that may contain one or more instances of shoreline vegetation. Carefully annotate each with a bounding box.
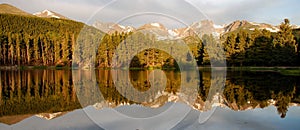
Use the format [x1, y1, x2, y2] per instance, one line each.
[0, 13, 299, 74]
[1, 65, 300, 75]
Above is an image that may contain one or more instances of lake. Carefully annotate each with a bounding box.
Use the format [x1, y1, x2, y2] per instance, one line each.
[0, 69, 299, 129]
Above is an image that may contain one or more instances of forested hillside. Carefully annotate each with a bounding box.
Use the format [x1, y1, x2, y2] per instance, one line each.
[0, 12, 299, 68]
[0, 13, 85, 66]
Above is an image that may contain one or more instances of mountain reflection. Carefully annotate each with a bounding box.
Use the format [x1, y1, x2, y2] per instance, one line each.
[0, 69, 299, 124]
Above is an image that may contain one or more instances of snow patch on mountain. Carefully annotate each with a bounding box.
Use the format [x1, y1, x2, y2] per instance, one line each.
[263, 27, 279, 32]
[150, 23, 161, 27]
[33, 9, 66, 19]
[125, 26, 135, 32]
[92, 21, 136, 34]
[213, 24, 224, 29]
[92, 20, 298, 41]
[118, 24, 125, 29]
[168, 29, 179, 37]
[249, 22, 260, 26]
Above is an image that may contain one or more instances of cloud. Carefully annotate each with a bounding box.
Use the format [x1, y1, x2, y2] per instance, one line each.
[0, 0, 109, 23]
[86, 0, 208, 28]
[1, 0, 299, 27]
[187, 0, 300, 25]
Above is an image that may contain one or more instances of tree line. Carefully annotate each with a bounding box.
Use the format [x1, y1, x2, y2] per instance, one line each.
[0, 13, 83, 66]
[223, 19, 299, 66]
[0, 14, 299, 67]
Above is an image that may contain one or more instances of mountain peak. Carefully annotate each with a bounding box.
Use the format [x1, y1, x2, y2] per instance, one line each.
[139, 22, 167, 30]
[224, 20, 251, 32]
[92, 21, 136, 34]
[223, 20, 281, 33]
[41, 9, 52, 14]
[33, 9, 68, 19]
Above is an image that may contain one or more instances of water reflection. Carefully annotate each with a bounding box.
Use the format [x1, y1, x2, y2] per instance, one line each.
[0, 70, 80, 118]
[225, 71, 299, 118]
[0, 69, 299, 124]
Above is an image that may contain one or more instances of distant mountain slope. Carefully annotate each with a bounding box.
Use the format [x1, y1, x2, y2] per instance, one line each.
[92, 21, 135, 34]
[0, 3, 31, 16]
[92, 19, 300, 40]
[33, 10, 68, 19]
[223, 20, 280, 33]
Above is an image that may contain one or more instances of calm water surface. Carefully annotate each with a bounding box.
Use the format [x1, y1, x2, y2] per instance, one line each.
[0, 69, 299, 129]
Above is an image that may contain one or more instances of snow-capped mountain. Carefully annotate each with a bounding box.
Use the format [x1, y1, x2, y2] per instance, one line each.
[33, 10, 68, 19]
[137, 22, 173, 40]
[138, 22, 167, 30]
[92, 20, 298, 41]
[175, 20, 282, 38]
[224, 20, 280, 32]
[92, 21, 135, 34]
[175, 20, 225, 38]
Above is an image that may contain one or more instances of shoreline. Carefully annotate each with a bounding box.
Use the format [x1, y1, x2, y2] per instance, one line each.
[1, 65, 300, 70]
[1, 65, 299, 76]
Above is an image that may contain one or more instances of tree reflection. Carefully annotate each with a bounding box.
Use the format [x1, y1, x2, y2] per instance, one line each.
[0, 70, 80, 117]
[225, 71, 299, 118]
[271, 87, 296, 118]
[0, 69, 299, 120]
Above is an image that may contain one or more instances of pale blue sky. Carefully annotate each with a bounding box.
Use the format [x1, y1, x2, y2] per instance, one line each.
[0, 0, 299, 28]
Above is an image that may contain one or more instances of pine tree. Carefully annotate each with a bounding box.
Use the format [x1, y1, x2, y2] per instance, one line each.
[62, 32, 71, 63]
[8, 33, 14, 65]
[24, 34, 31, 65]
[273, 19, 297, 65]
[15, 33, 21, 65]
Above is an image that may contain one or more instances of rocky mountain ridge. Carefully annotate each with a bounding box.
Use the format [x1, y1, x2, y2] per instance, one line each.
[92, 19, 300, 40]
[33, 9, 68, 19]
